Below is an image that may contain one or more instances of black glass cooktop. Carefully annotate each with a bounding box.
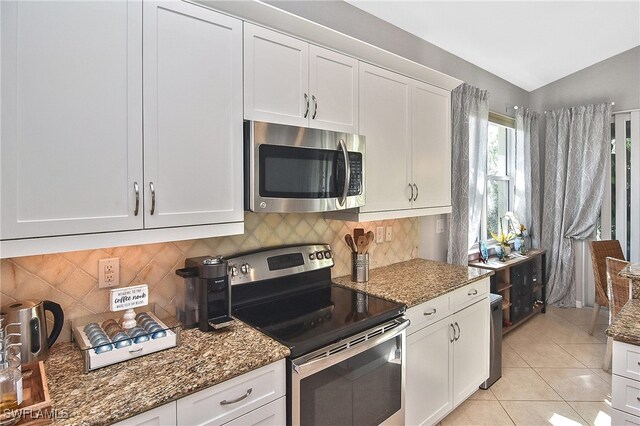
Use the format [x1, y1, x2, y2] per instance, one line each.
[232, 283, 405, 357]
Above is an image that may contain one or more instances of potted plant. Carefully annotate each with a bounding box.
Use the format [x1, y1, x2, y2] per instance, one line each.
[490, 214, 515, 259]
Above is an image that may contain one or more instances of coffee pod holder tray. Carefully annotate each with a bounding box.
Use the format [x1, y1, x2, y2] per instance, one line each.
[71, 306, 181, 373]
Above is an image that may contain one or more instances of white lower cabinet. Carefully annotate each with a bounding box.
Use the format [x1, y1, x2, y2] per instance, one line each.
[222, 397, 286, 426]
[113, 361, 285, 426]
[406, 280, 490, 426]
[112, 402, 177, 426]
[611, 407, 640, 425]
[612, 340, 640, 423]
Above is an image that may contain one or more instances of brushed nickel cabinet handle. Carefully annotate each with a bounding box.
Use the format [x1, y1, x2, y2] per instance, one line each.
[413, 184, 419, 201]
[149, 182, 156, 215]
[423, 308, 437, 316]
[454, 322, 461, 341]
[220, 388, 252, 405]
[408, 184, 414, 202]
[450, 323, 456, 343]
[468, 289, 478, 296]
[133, 182, 139, 216]
[303, 93, 309, 118]
[312, 95, 318, 119]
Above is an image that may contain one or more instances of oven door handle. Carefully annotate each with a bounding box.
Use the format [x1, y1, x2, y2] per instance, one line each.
[337, 139, 350, 207]
[291, 317, 409, 378]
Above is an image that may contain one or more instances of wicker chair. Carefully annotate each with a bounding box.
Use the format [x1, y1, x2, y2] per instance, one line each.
[588, 240, 625, 335]
[603, 257, 632, 371]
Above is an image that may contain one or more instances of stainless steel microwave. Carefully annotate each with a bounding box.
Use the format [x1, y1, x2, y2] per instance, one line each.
[244, 121, 365, 213]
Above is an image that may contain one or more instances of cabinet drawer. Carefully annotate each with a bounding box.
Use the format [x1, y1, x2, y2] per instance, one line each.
[612, 374, 640, 417]
[113, 402, 176, 426]
[451, 279, 489, 312]
[406, 294, 450, 335]
[177, 360, 285, 426]
[614, 341, 640, 381]
[222, 397, 285, 426]
[612, 407, 640, 425]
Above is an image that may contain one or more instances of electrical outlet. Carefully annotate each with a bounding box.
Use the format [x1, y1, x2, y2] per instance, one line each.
[385, 226, 393, 242]
[375, 227, 384, 244]
[436, 219, 445, 234]
[98, 258, 120, 289]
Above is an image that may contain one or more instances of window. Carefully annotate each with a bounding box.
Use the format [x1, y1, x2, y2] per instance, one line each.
[479, 114, 516, 243]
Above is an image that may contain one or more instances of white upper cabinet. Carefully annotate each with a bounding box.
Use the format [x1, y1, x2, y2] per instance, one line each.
[244, 23, 358, 133]
[411, 81, 452, 210]
[244, 23, 309, 127]
[308, 45, 358, 133]
[358, 63, 412, 213]
[143, 1, 243, 229]
[1, 0, 143, 239]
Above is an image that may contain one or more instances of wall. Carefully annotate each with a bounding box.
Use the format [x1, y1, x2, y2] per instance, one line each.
[265, 0, 530, 261]
[0, 213, 418, 342]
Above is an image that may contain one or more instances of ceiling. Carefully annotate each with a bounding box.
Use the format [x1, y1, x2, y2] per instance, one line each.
[346, 1, 640, 91]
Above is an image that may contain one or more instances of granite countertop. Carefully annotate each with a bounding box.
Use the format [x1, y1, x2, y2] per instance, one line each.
[620, 262, 640, 299]
[333, 258, 494, 308]
[606, 299, 640, 345]
[45, 321, 290, 426]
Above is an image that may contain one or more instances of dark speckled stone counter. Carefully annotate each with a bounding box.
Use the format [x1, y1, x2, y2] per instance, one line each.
[333, 258, 494, 307]
[45, 321, 289, 426]
[606, 299, 640, 345]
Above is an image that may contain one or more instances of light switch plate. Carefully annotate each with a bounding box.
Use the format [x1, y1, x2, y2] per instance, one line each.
[436, 219, 445, 234]
[385, 226, 393, 242]
[376, 227, 384, 244]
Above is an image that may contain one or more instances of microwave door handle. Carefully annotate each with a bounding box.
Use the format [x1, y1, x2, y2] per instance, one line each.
[338, 139, 350, 206]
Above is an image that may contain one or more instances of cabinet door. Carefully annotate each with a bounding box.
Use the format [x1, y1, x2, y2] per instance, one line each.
[1, 0, 143, 239]
[222, 397, 285, 426]
[453, 298, 490, 406]
[143, 1, 243, 228]
[411, 81, 452, 209]
[244, 23, 309, 127]
[358, 63, 412, 212]
[308, 45, 358, 133]
[406, 318, 454, 426]
[113, 402, 177, 426]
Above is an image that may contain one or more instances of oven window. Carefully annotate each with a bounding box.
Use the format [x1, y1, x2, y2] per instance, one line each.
[259, 145, 345, 198]
[299, 336, 402, 426]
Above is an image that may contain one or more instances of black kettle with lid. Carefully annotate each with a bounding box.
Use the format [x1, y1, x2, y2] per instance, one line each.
[0, 300, 64, 363]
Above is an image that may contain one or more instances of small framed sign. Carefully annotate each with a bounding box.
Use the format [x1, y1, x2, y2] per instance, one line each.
[110, 284, 149, 312]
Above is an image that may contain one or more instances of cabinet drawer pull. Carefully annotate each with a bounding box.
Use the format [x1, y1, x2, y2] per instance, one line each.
[133, 182, 140, 216]
[220, 388, 252, 405]
[408, 184, 414, 202]
[637, 396, 640, 402]
[149, 182, 156, 215]
[454, 322, 461, 341]
[312, 95, 318, 119]
[129, 348, 143, 354]
[413, 184, 419, 201]
[423, 308, 437, 316]
[449, 323, 456, 343]
[303, 93, 309, 118]
[468, 289, 478, 296]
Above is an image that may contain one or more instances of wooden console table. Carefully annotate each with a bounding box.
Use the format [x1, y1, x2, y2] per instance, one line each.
[469, 249, 546, 334]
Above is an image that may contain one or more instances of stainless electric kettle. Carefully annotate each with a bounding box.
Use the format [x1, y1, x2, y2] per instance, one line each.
[0, 300, 64, 363]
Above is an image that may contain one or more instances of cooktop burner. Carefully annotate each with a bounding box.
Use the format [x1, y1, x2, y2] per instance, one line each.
[233, 282, 403, 357]
[226, 244, 405, 357]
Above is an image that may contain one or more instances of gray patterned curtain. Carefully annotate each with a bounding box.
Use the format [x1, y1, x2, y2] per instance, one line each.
[542, 103, 612, 306]
[448, 84, 489, 265]
[514, 109, 541, 248]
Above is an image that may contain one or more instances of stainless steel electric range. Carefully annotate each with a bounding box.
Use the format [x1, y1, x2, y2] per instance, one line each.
[227, 244, 409, 426]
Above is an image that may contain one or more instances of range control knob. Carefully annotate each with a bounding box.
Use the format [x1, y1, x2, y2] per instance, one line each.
[229, 265, 238, 277]
[309, 253, 316, 260]
[324, 251, 332, 259]
[240, 263, 250, 275]
[316, 252, 324, 260]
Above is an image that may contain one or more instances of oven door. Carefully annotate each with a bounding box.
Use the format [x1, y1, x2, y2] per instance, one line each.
[289, 318, 409, 426]
[247, 121, 365, 213]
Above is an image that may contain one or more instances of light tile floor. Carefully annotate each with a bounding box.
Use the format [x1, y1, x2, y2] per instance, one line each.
[440, 306, 613, 426]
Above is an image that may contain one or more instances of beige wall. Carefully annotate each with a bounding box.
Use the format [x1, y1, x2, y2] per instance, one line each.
[0, 212, 418, 342]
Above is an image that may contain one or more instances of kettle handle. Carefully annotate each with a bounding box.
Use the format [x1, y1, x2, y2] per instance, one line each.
[43, 300, 64, 348]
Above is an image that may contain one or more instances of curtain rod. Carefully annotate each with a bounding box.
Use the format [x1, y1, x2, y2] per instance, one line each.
[544, 101, 615, 114]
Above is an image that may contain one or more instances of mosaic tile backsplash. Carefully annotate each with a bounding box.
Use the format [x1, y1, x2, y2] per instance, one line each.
[0, 212, 418, 342]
